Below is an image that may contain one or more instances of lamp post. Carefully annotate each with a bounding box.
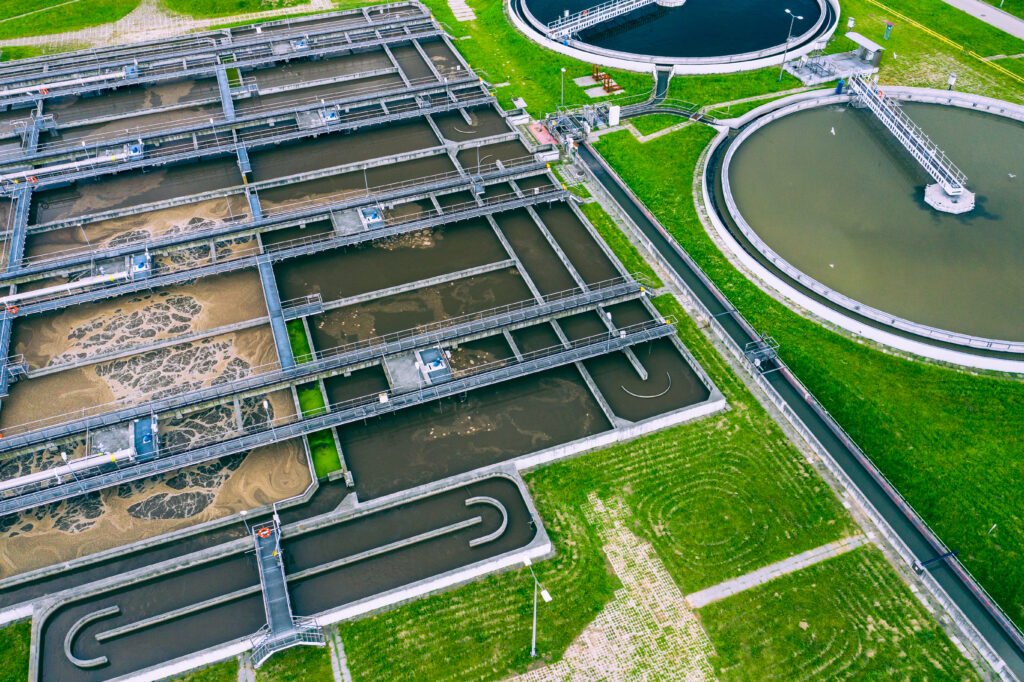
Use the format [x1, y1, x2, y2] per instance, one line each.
[778, 9, 805, 82]
[523, 559, 552, 658]
[560, 67, 567, 108]
[239, 509, 251, 536]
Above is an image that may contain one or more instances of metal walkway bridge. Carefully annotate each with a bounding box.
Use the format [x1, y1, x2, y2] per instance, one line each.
[846, 75, 973, 211]
[547, 0, 678, 39]
[0, 275, 640, 454]
[0, 318, 672, 516]
[250, 519, 325, 668]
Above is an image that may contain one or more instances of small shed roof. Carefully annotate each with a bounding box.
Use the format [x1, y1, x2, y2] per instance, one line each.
[845, 31, 886, 53]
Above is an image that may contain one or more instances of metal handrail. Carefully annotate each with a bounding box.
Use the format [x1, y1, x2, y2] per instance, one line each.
[7, 154, 542, 273]
[847, 75, 967, 194]
[0, 316, 671, 508]
[0, 274, 646, 443]
[0, 87, 493, 191]
[4, 73, 470, 163]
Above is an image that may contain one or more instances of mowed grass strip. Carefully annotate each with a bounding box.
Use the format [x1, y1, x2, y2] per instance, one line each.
[170, 658, 239, 682]
[699, 546, 979, 680]
[578, 201, 662, 287]
[666, 67, 804, 108]
[630, 113, 685, 136]
[0, 621, 29, 682]
[0, 0, 140, 39]
[593, 123, 1024, 628]
[340, 470, 621, 681]
[162, 0, 307, 19]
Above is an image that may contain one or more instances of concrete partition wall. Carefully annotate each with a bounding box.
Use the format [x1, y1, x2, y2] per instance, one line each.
[705, 88, 1024, 372]
[28, 465, 552, 682]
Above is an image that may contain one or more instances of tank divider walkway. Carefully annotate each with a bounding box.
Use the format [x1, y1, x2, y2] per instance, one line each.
[250, 519, 325, 668]
[0, 276, 643, 454]
[0, 5, 427, 89]
[9, 154, 545, 282]
[7, 184, 562, 318]
[257, 256, 295, 369]
[0, 187, 33, 397]
[0, 86, 492, 192]
[0, 317, 671, 514]
[7, 72, 477, 168]
[0, 9, 437, 109]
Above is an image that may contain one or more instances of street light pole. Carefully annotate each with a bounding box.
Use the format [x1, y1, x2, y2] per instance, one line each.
[778, 9, 804, 82]
[524, 559, 551, 658]
[531, 579, 539, 658]
[560, 67, 567, 108]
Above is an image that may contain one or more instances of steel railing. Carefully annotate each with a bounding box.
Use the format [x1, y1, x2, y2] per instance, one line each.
[0, 274, 646, 449]
[0, 316, 672, 513]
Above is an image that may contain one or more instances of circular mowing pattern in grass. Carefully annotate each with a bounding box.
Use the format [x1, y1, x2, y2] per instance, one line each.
[699, 547, 979, 679]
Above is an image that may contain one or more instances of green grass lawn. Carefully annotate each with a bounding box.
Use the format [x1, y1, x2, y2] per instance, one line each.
[700, 546, 979, 680]
[996, 55, 1024, 77]
[666, 67, 804, 108]
[705, 93, 793, 120]
[286, 319, 314, 364]
[171, 658, 239, 682]
[0, 621, 29, 682]
[0, 0, 140, 39]
[578, 201, 662, 287]
[163, 0, 307, 18]
[593, 123, 1024, 630]
[630, 113, 684, 136]
[831, 0, 1024, 102]
[256, 642, 333, 681]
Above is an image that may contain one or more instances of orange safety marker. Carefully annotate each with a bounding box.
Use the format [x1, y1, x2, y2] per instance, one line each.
[257, 526, 272, 538]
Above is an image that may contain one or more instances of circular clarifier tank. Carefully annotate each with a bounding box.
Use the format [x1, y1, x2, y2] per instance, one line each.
[724, 101, 1024, 344]
[516, 0, 831, 64]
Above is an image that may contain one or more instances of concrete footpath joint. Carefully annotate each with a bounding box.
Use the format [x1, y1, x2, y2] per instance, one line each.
[685, 534, 868, 609]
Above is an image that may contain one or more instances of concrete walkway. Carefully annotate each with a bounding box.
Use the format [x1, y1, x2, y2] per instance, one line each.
[939, 0, 1024, 41]
[685, 534, 868, 609]
[0, 0, 335, 49]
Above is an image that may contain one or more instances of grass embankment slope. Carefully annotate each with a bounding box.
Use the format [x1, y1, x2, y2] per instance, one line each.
[0, 0, 140, 40]
[593, 120, 1024, 630]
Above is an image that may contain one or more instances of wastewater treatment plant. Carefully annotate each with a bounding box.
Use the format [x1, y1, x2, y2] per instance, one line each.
[0, 0, 1020, 680]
